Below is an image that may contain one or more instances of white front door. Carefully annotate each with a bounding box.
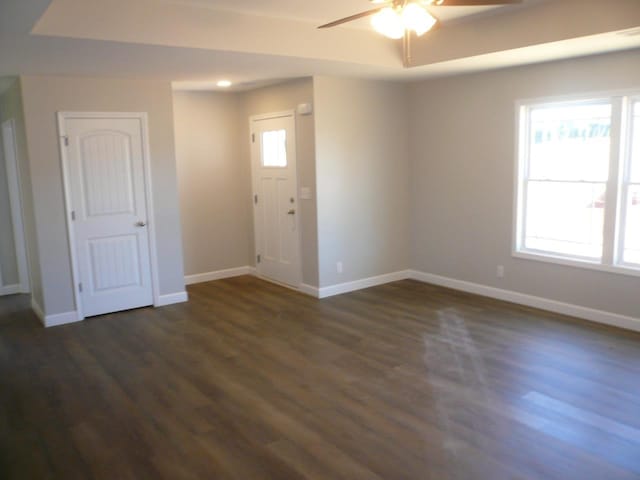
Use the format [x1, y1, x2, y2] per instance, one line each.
[63, 116, 154, 317]
[251, 112, 301, 288]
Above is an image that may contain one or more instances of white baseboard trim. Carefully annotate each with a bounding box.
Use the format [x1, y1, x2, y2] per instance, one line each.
[185, 267, 405, 300]
[156, 291, 189, 307]
[30, 298, 81, 327]
[299, 283, 320, 298]
[31, 292, 188, 327]
[0, 284, 20, 296]
[31, 297, 45, 324]
[185, 266, 256, 285]
[45, 311, 81, 328]
[318, 270, 411, 299]
[408, 270, 640, 333]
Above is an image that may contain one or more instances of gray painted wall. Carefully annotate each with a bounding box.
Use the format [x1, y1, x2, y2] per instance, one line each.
[8, 52, 638, 323]
[172, 79, 319, 287]
[0, 79, 40, 304]
[20, 75, 186, 316]
[409, 50, 640, 319]
[173, 91, 251, 276]
[314, 76, 410, 288]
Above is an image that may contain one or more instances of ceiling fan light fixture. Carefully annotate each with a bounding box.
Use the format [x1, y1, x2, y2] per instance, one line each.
[401, 3, 437, 37]
[371, 7, 405, 39]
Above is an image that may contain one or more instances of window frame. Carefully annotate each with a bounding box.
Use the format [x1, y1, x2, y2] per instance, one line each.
[617, 96, 640, 269]
[513, 90, 640, 278]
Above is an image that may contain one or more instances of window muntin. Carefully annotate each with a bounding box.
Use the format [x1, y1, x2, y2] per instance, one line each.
[516, 94, 640, 275]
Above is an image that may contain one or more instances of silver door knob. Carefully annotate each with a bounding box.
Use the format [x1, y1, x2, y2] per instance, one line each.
[136, 221, 147, 227]
[287, 209, 296, 215]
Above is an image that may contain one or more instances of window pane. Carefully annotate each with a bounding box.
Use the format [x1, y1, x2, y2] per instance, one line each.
[631, 102, 640, 183]
[524, 181, 606, 259]
[622, 185, 640, 265]
[262, 130, 287, 167]
[529, 103, 611, 181]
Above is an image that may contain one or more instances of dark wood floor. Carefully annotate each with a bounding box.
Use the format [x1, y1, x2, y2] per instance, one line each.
[1, 276, 640, 479]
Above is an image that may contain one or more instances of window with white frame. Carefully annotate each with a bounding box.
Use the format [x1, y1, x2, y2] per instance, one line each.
[622, 100, 640, 266]
[515, 93, 640, 274]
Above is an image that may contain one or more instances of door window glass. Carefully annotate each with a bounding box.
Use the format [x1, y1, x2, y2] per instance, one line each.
[262, 130, 287, 167]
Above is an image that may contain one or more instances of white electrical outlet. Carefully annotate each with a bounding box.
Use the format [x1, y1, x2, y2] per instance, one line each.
[497, 265, 505, 278]
[337, 261, 343, 274]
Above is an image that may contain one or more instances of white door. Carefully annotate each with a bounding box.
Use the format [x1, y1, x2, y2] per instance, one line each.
[63, 116, 154, 317]
[251, 113, 301, 287]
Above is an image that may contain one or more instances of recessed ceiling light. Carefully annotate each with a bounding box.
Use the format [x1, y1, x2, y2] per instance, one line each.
[216, 80, 232, 88]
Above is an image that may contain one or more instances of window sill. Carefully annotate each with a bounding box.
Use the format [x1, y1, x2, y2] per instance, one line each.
[513, 250, 640, 279]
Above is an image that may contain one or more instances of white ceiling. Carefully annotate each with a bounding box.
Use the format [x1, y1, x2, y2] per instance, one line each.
[161, 0, 504, 25]
[0, 0, 639, 92]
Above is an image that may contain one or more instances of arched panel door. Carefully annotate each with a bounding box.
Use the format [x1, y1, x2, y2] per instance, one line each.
[64, 116, 153, 317]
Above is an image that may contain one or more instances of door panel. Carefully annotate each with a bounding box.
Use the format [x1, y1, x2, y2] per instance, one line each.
[261, 175, 278, 260]
[251, 114, 301, 287]
[65, 117, 153, 317]
[88, 235, 141, 291]
[80, 132, 135, 217]
[277, 177, 294, 264]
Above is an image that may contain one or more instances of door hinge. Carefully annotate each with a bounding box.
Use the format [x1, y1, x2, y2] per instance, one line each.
[252, 133, 255, 143]
[62, 135, 69, 147]
[257, 254, 261, 264]
[254, 194, 258, 204]
[71, 210, 76, 221]
[78, 282, 83, 293]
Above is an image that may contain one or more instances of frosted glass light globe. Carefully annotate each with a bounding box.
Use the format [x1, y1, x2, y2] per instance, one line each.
[402, 3, 437, 36]
[371, 7, 404, 39]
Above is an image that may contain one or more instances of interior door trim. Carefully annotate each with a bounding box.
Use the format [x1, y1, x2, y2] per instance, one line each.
[56, 111, 161, 320]
[249, 110, 303, 288]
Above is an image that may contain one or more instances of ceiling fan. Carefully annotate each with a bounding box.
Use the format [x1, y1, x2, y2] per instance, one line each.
[318, 0, 523, 68]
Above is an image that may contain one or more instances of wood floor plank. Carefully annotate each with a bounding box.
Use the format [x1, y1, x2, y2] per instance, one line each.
[1, 277, 640, 479]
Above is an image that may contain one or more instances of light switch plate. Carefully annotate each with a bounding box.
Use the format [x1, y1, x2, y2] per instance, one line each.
[300, 187, 312, 200]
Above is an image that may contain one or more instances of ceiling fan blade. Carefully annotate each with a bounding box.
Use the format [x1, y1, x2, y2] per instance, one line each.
[318, 7, 385, 29]
[428, 0, 522, 5]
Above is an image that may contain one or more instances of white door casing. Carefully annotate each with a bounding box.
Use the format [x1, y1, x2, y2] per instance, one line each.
[250, 112, 302, 288]
[1, 119, 30, 293]
[58, 113, 158, 319]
